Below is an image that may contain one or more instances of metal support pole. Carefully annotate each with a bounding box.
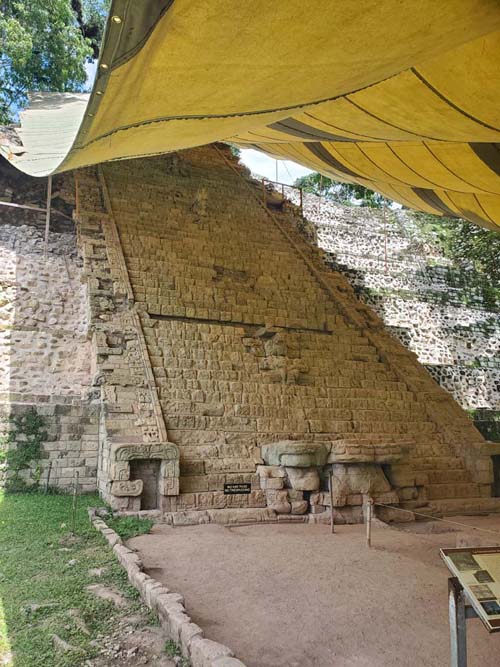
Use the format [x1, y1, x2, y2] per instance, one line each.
[44, 175, 52, 259]
[383, 197, 388, 274]
[366, 498, 372, 547]
[44, 461, 52, 494]
[74, 171, 80, 219]
[329, 471, 335, 534]
[449, 577, 468, 667]
[71, 470, 79, 535]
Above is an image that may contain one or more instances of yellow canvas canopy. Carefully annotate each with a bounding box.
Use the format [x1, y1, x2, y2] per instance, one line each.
[1, 0, 500, 229]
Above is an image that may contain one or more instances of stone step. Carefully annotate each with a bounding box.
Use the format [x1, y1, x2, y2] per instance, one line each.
[426, 469, 472, 484]
[429, 497, 500, 517]
[399, 503, 443, 520]
[426, 482, 481, 500]
[412, 456, 465, 471]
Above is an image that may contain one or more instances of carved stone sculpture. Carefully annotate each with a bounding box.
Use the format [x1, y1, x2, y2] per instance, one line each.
[110, 479, 143, 496]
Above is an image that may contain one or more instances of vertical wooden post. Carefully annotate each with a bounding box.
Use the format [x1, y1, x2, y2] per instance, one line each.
[44, 461, 52, 494]
[366, 498, 372, 547]
[329, 470, 335, 534]
[383, 197, 388, 274]
[74, 171, 80, 219]
[299, 187, 303, 215]
[449, 577, 468, 667]
[71, 470, 79, 535]
[262, 178, 267, 208]
[44, 175, 52, 259]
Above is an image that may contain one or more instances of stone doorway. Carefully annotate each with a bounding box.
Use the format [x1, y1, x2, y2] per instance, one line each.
[492, 456, 500, 497]
[130, 459, 160, 510]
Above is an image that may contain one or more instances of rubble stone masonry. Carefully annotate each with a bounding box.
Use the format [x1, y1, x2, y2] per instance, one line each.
[0, 198, 97, 490]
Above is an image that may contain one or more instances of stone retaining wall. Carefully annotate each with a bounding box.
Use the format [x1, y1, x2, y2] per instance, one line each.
[0, 206, 95, 489]
[0, 397, 98, 490]
[288, 195, 499, 413]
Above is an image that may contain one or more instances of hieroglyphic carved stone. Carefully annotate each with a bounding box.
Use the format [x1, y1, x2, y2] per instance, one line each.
[114, 443, 179, 462]
[110, 479, 143, 496]
[159, 477, 180, 496]
[161, 459, 180, 478]
[109, 462, 130, 481]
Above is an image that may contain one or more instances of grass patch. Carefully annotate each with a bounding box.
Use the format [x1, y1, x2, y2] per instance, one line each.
[165, 639, 191, 666]
[106, 515, 154, 540]
[0, 491, 146, 666]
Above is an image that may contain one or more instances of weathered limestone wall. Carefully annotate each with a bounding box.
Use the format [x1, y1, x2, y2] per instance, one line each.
[74, 146, 496, 517]
[0, 224, 91, 396]
[292, 196, 499, 414]
[0, 211, 97, 490]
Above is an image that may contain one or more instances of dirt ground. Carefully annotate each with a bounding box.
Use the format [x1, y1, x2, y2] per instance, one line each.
[129, 516, 500, 667]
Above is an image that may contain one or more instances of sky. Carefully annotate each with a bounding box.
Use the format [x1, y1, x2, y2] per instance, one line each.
[84, 60, 98, 89]
[239, 149, 312, 185]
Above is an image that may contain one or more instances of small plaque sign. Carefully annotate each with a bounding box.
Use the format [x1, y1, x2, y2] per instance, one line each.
[224, 482, 251, 495]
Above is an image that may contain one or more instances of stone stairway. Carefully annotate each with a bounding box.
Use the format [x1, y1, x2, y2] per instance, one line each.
[428, 497, 500, 516]
[262, 190, 500, 518]
[84, 146, 497, 518]
[410, 451, 500, 516]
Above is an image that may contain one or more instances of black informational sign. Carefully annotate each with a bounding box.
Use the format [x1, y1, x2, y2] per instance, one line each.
[223, 482, 251, 495]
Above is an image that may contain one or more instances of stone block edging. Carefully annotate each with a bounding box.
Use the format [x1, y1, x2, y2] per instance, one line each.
[112, 505, 369, 527]
[88, 508, 247, 667]
[114, 506, 311, 527]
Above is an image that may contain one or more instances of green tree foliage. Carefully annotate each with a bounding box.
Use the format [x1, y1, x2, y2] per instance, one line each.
[412, 212, 500, 283]
[0, 0, 109, 123]
[294, 172, 385, 207]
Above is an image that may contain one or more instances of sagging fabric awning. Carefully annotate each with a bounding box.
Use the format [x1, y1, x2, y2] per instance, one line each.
[1, 0, 499, 230]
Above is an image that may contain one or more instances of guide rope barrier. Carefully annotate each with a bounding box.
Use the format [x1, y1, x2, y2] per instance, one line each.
[371, 501, 500, 539]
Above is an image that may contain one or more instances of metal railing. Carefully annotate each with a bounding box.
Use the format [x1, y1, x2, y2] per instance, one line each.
[261, 177, 303, 215]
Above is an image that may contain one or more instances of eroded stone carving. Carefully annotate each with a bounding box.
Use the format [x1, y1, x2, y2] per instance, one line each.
[262, 441, 329, 467]
[114, 443, 179, 462]
[109, 444, 180, 498]
[286, 467, 320, 491]
[110, 462, 130, 481]
[328, 439, 403, 464]
[110, 479, 143, 496]
[161, 459, 180, 478]
[330, 463, 391, 500]
[159, 477, 180, 496]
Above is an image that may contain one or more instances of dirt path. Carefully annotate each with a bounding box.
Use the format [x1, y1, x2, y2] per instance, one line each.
[130, 517, 500, 667]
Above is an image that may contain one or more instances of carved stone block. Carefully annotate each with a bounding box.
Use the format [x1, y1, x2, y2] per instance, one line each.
[109, 462, 130, 481]
[261, 440, 329, 467]
[159, 477, 180, 496]
[161, 459, 180, 479]
[286, 467, 320, 491]
[110, 479, 143, 497]
[330, 463, 391, 498]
